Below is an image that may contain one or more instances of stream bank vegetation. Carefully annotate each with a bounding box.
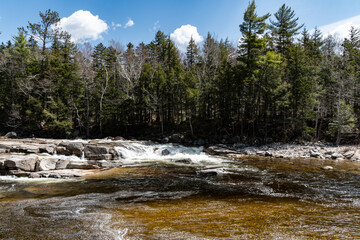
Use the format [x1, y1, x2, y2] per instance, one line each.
[1, 2, 360, 145]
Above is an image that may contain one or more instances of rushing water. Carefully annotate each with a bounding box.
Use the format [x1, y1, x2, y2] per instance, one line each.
[1, 141, 360, 239]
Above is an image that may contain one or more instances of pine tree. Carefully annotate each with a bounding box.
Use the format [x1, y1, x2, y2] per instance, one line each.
[270, 4, 303, 56]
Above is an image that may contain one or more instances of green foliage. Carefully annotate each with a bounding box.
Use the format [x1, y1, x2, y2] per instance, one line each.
[0, 6, 360, 145]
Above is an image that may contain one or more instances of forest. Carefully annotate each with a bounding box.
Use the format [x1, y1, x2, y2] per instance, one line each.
[0, 1, 359, 144]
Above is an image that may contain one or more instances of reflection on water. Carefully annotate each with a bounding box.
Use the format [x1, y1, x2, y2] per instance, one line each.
[1, 146, 360, 239]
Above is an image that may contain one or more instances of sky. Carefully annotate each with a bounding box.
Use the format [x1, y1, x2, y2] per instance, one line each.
[1, 0, 360, 51]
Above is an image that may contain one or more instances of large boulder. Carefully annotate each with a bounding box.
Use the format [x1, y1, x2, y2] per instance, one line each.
[39, 145, 56, 154]
[56, 142, 84, 157]
[55, 159, 70, 170]
[84, 145, 117, 160]
[169, 134, 184, 143]
[3, 155, 38, 172]
[36, 157, 59, 171]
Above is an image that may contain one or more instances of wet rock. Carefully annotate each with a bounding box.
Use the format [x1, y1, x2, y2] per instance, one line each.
[331, 152, 342, 160]
[39, 145, 55, 154]
[55, 159, 70, 170]
[84, 145, 116, 160]
[343, 150, 355, 159]
[29, 172, 41, 178]
[169, 134, 184, 143]
[161, 149, 170, 156]
[66, 160, 100, 170]
[265, 151, 272, 157]
[57, 142, 84, 157]
[96, 160, 122, 169]
[321, 166, 333, 170]
[7, 170, 31, 177]
[112, 136, 125, 141]
[350, 151, 360, 161]
[256, 151, 266, 156]
[37, 169, 87, 178]
[3, 155, 38, 171]
[173, 158, 192, 164]
[4, 132, 17, 139]
[10, 145, 39, 154]
[36, 158, 58, 171]
[310, 150, 321, 158]
[204, 146, 236, 155]
[199, 169, 220, 177]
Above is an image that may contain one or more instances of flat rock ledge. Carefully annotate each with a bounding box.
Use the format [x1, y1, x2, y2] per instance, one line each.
[204, 142, 360, 162]
[0, 138, 125, 178]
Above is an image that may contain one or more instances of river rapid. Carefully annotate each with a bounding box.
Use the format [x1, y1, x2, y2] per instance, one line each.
[1, 140, 360, 239]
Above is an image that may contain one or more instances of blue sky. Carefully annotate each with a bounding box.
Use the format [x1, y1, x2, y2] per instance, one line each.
[1, 0, 360, 50]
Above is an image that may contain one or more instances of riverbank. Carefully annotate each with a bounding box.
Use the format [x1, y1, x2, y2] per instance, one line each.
[0, 137, 359, 178]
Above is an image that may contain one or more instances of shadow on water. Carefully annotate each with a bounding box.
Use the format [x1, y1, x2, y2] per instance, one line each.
[1, 157, 360, 239]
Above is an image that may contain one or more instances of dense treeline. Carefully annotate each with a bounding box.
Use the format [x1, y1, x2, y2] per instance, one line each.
[0, 2, 360, 144]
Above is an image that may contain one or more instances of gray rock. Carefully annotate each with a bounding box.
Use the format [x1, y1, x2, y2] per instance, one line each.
[343, 150, 355, 159]
[169, 134, 184, 143]
[57, 142, 84, 157]
[84, 145, 117, 160]
[36, 157, 58, 171]
[39, 145, 55, 154]
[256, 151, 265, 156]
[7, 170, 31, 177]
[66, 160, 99, 169]
[161, 149, 170, 156]
[204, 146, 236, 155]
[173, 158, 192, 164]
[4, 132, 17, 139]
[350, 151, 360, 161]
[29, 172, 41, 178]
[3, 155, 38, 171]
[265, 151, 272, 157]
[55, 159, 70, 170]
[310, 150, 321, 158]
[331, 152, 342, 160]
[10, 145, 39, 154]
[199, 169, 220, 177]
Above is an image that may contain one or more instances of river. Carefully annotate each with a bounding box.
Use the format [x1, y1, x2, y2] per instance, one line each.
[1, 140, 360, 239]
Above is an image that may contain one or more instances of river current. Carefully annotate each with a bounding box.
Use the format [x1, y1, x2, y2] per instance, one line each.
[0, 140, 360, 239]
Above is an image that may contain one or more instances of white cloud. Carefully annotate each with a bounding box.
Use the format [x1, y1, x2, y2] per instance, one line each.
[56, 10, 108, 43]
[111, 21, 122, 30]
[170, 24, 203, 52]
[124, 18, 135, 28]
[153, 21, 160, 31]
[316, 15, 360, 40]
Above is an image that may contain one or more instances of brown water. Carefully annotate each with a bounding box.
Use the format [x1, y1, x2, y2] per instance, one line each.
[1, 156, 360, 239]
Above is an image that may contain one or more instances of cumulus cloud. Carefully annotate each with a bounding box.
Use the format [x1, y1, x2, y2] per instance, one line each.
[170, 24, 203, 52]
[124, 18, 135, 28]
[56, 10, 108, 42]
[316, 15, 360, 40]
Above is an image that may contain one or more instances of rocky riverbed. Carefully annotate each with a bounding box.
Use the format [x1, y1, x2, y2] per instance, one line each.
[0, 137, 359, 178]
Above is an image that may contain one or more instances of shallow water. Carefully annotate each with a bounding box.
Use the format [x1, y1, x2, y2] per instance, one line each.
[1, 142, 360, 239]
